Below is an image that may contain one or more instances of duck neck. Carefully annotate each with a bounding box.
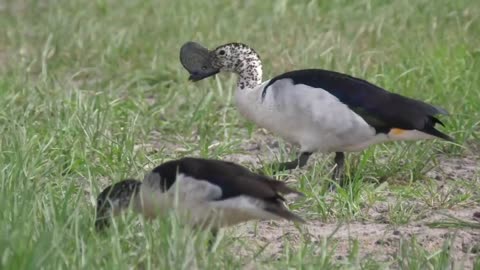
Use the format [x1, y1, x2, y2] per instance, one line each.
[235, 52, 263, 90]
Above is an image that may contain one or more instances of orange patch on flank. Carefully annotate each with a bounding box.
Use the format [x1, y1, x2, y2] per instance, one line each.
[390, 128, 406, 135]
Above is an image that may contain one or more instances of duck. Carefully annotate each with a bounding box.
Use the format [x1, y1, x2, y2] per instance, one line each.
[179, 41, 454, 183]
[95, 179, 142, 231]
[94, 157, 305, 238]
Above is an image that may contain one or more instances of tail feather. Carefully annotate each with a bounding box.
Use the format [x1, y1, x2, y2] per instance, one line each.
[431, 117, 445, 127]
[423, 116, 454, 142]
[271, 181, 305, 198]
[424, 126, 454, 142]
[264, 203, 306, 224]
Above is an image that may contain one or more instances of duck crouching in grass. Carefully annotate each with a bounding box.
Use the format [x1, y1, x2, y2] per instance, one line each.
[94, 157, 305, 242]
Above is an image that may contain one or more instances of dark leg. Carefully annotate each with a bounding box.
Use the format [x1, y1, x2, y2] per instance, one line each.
[332, 152, 345, 185]
[298, 152, 312, 168]
[259, 152, 312, 173]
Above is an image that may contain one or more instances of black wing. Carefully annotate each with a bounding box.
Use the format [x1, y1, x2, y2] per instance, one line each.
[150, 157, 302, 201]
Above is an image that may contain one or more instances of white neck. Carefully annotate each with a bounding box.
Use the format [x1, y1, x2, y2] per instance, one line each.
[219, 44, 267, 125]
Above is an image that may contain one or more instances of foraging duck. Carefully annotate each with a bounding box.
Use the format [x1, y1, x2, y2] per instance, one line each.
[95, 157, 304, 233]
[179, 42, 453, 182]
[95, 179, 142, 231]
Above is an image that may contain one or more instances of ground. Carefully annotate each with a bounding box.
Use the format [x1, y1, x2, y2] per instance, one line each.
[193, 132, 480, 269]
[0, 0, 479, 269]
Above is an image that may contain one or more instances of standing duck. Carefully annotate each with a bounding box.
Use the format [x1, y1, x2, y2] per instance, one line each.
[94, 157, 304, 235]
[179, 42, 453, 182]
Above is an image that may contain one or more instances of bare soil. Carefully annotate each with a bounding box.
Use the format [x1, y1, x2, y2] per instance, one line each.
[226, 208, 480, 269]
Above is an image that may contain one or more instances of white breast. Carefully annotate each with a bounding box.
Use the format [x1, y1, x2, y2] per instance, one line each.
[234, 79, 377, 153]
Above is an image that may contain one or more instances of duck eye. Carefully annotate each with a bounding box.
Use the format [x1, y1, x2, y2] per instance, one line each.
[218, 50, 225, 56]
[201, 65, 207, 70]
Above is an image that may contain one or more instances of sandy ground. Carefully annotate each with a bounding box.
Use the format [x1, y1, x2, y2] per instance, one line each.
[225, 207, 480, 268]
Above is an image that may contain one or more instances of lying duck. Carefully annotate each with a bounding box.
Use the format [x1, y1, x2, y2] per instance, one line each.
[95, 157, 304, 236]
[179, 42, 453, 183]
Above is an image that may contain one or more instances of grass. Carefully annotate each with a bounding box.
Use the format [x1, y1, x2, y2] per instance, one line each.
[1, 0, 479, 269]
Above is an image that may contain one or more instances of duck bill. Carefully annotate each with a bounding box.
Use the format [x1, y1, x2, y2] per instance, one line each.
[188, 69, 220, 82]
[180, 41, 219, 82]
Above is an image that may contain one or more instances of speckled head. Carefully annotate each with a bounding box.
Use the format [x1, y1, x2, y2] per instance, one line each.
[179, 42, 263, 89]
[210, 43, 261, 73]
[95, 179, 142, 231]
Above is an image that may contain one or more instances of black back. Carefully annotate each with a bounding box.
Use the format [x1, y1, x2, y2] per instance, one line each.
[149, 157, 299, 201]
[264, 69, 452, 140]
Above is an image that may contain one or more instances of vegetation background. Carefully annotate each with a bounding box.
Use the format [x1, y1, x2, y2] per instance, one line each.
[0, 0, 479, 269]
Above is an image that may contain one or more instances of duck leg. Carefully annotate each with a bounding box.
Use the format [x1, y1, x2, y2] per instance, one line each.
[259, 152, 312, 173]
[332, 152, 345, 185]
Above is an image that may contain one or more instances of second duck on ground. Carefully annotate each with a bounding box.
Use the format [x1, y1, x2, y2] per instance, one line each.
[95, 157, 305, 235]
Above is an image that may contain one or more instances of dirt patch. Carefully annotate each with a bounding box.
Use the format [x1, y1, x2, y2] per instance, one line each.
[227, 207, 480, 269]
[426, 154, 479, 181]
[139, 129, 297, 168]
[137, 130, 191, 155]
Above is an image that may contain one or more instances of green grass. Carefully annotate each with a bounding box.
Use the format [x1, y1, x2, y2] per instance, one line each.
[1, 0, 480, 269]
